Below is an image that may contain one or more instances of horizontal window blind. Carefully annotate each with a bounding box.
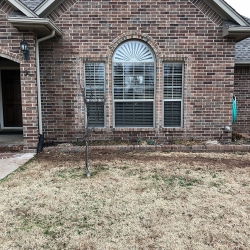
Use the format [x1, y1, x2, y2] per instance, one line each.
[164, 101, 182, 127]
[115, 102, 153, 127]
[85, 63, 105, 99]
[113, 40, 155, 128]
[84, 63, 105, 127]
[86, 101, 105, 127]
[163, 63, 183, 127]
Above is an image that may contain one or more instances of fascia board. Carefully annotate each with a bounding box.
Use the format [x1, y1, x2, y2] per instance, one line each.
[8, 17, 63, 37]
[225, 26, 250, 34]
[223, 25, 250, 42]
[235, 61, 250, 65]
[35, 0, 64, 17]
[214, 0, 248, 26]
[6, 0, 37, 18]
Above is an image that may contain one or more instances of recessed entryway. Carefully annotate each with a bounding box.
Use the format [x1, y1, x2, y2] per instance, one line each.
[0, 57, 23, 151]
[0, 57, 23, 132]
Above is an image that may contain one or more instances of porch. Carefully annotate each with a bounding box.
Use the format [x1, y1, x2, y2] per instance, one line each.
[0, 132, 24, 152]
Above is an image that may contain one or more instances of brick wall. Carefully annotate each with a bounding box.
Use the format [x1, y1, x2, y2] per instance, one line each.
[39, 0, 235, 144]
[233, 66, 250, 133]
[0, 0, 38, 152]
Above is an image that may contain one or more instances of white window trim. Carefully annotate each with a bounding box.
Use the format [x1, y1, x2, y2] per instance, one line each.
[112, 40, 156, 128]
[162, 62, 184, 128]
[84, 62, 106, 128]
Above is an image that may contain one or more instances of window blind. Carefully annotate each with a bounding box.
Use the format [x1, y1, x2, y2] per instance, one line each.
[84, 63, 105, 127]
[163, 63, 183, 127]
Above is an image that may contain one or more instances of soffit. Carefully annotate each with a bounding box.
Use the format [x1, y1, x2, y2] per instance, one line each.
[8, 17, 63, 38]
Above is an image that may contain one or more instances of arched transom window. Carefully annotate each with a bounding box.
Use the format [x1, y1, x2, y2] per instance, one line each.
[113, 40, 155, 127]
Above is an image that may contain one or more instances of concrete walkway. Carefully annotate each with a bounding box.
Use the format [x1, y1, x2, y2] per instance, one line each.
[0, 153, 35, 180]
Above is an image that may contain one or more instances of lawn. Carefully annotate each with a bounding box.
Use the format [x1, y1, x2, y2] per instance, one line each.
[0, 150, 250, 249]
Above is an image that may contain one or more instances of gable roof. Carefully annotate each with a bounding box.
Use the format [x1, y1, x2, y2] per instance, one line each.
[7, 0, 38, 17]
[204, 0, 249, 26]
[6, 0, 62, 37]
[4, 0, 250, 41]
[19, 0, 45, 11]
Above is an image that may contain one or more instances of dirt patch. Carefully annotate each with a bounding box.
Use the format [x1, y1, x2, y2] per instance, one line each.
[37, 150, 250, 170]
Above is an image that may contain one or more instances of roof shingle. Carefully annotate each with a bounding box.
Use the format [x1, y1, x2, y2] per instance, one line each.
[236, 38, 250, 62]
[19, 0, 45, 11]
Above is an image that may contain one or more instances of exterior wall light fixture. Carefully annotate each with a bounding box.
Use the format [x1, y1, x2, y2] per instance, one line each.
[20, 37, 30, 61]
[224, 125, 231, 133]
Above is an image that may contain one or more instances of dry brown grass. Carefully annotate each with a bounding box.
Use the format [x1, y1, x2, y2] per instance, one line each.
[0, 150, 250, 250]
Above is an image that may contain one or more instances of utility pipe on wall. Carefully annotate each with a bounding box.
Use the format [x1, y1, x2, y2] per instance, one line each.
[36, 30, 55, 153]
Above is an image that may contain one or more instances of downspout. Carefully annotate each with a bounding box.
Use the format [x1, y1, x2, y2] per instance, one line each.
[36, 30, 55, 153]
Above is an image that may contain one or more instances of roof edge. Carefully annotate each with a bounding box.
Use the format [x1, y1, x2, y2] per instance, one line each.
[223, 24, 250, 42]
[235, 61, 250, 65]
[34, 0, 64, 17]
[203, 0, 249, 26]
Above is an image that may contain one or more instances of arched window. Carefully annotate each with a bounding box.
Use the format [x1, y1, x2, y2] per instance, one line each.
[113, 40, 155, 127]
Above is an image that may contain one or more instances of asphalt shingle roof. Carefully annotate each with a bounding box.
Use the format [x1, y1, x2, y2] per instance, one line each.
[19, 0, 45, 10]
[236, 38, 250, 62]
[10, 10, 27, 17]
[235, 16, 250, 62]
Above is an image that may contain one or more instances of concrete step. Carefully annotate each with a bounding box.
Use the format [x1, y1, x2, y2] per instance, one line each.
[0, 144, 23, 153]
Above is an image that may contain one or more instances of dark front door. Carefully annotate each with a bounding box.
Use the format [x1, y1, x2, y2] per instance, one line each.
[1, 70, 22, 127]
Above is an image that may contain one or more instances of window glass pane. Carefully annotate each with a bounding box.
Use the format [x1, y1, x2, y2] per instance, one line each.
[114, 62, 154, 100]
[173, 88, 182, 99]
[114, 63, 123, 75]
[163, 63, 183, 127]
[173, 75, 182, 87]
[87, 102, 105, 127]
[173, 64, 183, 74]
[163, 63, 183, 99]
[124, 63, 133, 74]
[164, 101, 181, 127]
[115, 102, 153, 127]
[85, 63, 105, 99]
[113, 41, 155, 128]
[134, 65, 144, 75]
[84, 62, 105, 127]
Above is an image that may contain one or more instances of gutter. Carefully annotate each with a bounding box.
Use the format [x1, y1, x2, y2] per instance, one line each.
[223, 25, 250, 42]
[235, 61, 250, 66]
[36, 30, 56, 153]
[34, 0, 65, 17]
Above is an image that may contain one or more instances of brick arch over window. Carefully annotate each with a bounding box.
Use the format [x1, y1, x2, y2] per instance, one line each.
[0, 50, 22, 64]
[108, 32, 161, 61]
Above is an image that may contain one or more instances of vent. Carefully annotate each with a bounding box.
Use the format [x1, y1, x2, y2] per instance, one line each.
[113, 41, 154, 62]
